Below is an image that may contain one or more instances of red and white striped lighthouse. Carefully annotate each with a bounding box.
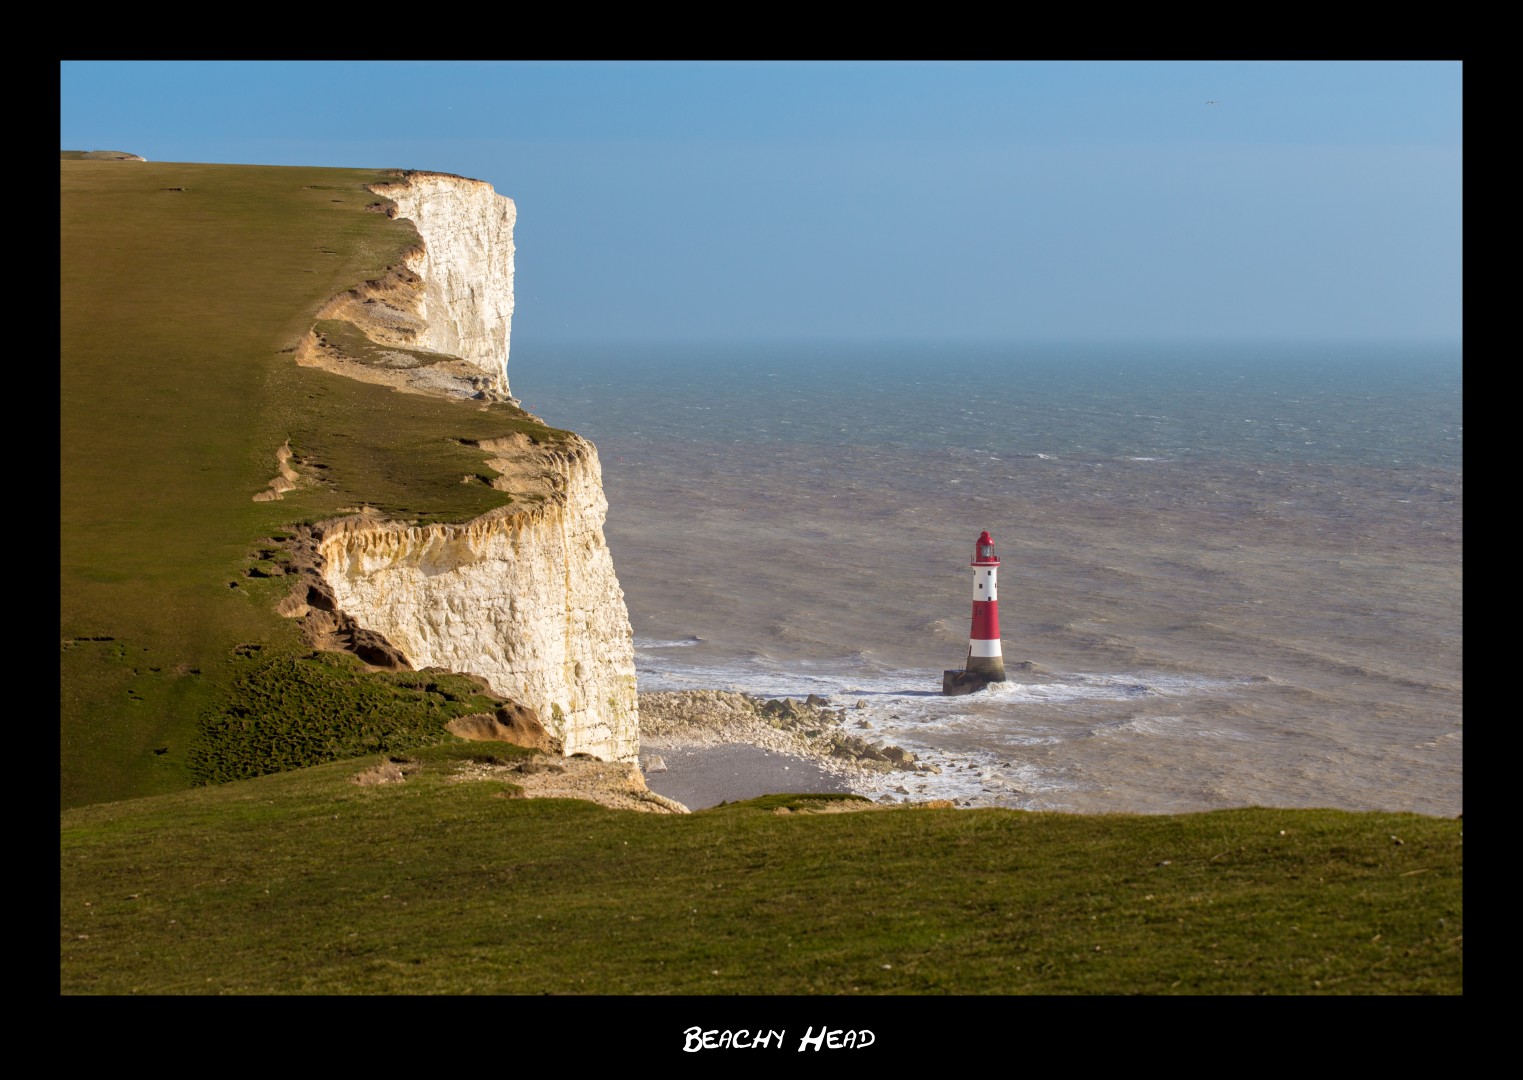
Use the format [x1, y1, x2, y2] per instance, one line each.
[964, 530, 1007, 682]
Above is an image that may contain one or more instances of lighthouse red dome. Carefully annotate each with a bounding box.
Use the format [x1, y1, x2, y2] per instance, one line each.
[971, 530, 999, 566]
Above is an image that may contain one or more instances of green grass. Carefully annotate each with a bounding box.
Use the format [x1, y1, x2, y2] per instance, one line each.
[189, 651, 503, 784]
[60, 159, 562, 809]
[60, 756, 1462, 995]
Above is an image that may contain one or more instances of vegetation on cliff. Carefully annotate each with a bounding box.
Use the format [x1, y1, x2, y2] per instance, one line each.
[60, 157, 559, 808]
[188, 652, 503, 784]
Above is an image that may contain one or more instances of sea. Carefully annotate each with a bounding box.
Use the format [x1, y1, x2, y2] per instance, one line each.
[513, 339, 1462, 818]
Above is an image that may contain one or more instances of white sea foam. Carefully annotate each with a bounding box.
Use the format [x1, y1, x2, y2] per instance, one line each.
[1089, 715, 1247, 739]
[634, 637, 703, 650]
[637, 656, 1240, 709]
[633, 649, 1268, 810]
[846, 740, 1081, 809]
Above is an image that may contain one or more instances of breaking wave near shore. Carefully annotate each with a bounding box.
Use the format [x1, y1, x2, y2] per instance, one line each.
[635, 649, 1281, 813]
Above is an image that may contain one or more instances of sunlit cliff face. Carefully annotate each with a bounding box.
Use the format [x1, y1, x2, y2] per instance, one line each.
[290, 171, 637, 760]
[316, 437, 638, 761]
[368, 172, 517, 399]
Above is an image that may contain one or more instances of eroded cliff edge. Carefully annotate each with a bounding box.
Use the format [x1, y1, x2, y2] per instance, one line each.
[316, 436, 638, 762]
[278, 170, 638, 762]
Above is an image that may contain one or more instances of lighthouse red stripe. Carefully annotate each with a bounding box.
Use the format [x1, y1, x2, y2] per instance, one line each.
[970, 600, 1000, 640]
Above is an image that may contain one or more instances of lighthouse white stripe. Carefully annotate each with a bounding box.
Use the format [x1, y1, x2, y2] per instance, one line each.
[969, 639, 1003, 657]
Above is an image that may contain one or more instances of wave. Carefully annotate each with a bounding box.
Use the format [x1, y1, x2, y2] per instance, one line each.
[1086, 715, 1250, 740]
[636, 651, 1245, 706]
[633, 636, 704, 650]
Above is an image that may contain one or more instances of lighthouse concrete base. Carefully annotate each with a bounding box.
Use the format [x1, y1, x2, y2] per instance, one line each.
[942, 669, 998, 696]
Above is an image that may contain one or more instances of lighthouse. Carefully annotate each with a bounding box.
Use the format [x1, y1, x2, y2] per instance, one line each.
[942, 530, 1007, 695]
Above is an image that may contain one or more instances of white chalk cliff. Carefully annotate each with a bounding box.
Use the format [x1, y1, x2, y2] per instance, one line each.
[288, 171, 638, 762]
[367, 172, 517, 399]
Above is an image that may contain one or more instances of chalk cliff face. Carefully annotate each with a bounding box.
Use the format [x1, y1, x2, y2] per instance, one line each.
[316, 438, 638, 762]
[289, 170, 638, 761]
[366, 172, 517, 399]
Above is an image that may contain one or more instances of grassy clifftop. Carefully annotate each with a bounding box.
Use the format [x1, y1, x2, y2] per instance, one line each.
[60, 746, 1462, 995]
[60, 158, 554, 809]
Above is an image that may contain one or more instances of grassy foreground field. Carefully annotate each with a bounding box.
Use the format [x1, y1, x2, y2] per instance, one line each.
[61, 743, 1462, 995]
[60, 154, 1461, 998]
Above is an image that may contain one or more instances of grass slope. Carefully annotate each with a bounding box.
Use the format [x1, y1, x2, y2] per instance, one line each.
[60, 749, 1462, 995]
[60, 158, 556, 809]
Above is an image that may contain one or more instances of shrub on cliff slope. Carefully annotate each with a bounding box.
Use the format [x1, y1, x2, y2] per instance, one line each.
[189, 652, 502, 784]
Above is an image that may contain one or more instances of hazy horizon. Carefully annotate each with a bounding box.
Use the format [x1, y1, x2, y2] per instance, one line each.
[61, 60, 1462, 351]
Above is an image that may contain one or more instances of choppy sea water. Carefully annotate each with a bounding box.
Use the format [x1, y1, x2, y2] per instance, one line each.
[514, 339, 1462, 817]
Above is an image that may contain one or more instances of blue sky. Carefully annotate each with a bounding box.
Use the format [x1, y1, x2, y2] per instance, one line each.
[60, 60, 1462, 348]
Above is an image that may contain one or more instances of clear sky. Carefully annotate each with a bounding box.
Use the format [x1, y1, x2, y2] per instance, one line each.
[60, 60, 1462, 349]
